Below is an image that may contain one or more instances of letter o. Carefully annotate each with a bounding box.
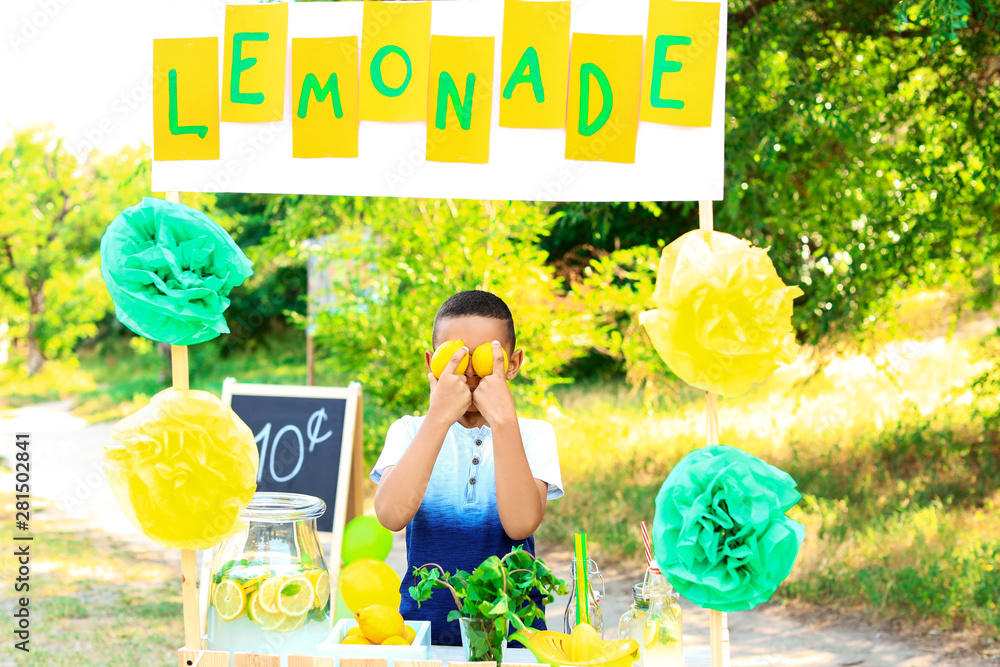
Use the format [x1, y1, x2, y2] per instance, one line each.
[370, 45, 412, 98]
[19, 618, 28, 629]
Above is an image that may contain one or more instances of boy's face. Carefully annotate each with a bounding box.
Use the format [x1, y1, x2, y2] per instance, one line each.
[426, 315, 523, 416]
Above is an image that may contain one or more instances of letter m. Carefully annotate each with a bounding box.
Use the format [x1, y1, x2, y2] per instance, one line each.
[297, 73, 343, 119]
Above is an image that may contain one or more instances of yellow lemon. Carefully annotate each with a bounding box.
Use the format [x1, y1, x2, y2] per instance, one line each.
[382, 636, 409, 646]
[277, 575, 314, 616]
[256, 576, 285, 613]
[430, 340, 469, 378]
[471, 342, 509, 377]
[341, 635, 373, 645]
[239, 575, 267, 598]
[311, 570, 331, 609]
[273, 609, 308, 633]
[212, 579, 246, 622]
[345, 626, 365, 638]
[401, 624, 417, 644]
[248, 589, 286, 631]
[356, 604, 405, 644]
[339, 559, 402, 613]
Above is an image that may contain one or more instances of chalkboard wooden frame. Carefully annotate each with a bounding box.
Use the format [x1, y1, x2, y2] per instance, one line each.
[197, 380, 366, 634]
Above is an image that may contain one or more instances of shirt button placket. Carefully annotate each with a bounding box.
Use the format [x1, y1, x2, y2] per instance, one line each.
[466, 433, 481, 503]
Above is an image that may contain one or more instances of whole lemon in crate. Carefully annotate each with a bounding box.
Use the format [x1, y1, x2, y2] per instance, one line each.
[430, 340, 469, 378]
[341, 635, 373, 645]
[382, 636, 409, 646]
[401, 624, 417, 644]
[356, 604, 405, 644]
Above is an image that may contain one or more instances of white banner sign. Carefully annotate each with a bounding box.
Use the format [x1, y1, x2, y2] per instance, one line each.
[150, 0, 727, 201]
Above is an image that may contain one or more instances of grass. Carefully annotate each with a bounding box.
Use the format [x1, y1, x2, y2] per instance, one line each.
[0, 497, 183, 666]
[537, 320, 1000, 644]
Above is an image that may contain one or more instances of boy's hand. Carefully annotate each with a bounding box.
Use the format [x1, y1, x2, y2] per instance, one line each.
[471, 341, 516, 428]
[427, 346, 472, 425]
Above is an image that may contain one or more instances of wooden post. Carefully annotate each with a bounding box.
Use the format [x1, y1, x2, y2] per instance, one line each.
[165, 190, 204, 652]
[307, 334, 316, 386]
[174, 344, 201, 652]
[345, 386, 366, 523]
[699, 199, 729, 667]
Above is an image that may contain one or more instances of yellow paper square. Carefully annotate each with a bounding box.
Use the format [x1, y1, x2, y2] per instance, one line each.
[426, 36, 495, 164]
[153, 38, 220, 162]
[292, 37, 359, 158]
[359, 1, 432, 122]
[640, 0, 721, 127]
[221, 3, 289, 123]
[565, 34, 642, 164]
[499, 0, 571, 128]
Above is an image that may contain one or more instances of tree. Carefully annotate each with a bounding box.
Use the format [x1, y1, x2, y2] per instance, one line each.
[0, 126, 150, 374]
[549, 0, 1000, 347]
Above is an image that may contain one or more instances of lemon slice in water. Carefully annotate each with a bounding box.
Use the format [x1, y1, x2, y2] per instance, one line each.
[256, 576, 285, 613]
[312, 571, 331, 609]
[277, 575, 314, 616]
[248, 589, 286, 631]
[213, 579, 246, 622]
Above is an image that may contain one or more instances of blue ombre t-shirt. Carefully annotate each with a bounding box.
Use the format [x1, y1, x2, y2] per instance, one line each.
[370, 416, 564, 645]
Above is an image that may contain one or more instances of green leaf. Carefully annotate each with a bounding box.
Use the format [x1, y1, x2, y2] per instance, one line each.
[281, 582, 301, 597]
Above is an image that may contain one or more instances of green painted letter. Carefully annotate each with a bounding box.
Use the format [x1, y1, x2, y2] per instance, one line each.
[297, 73, 343, 119]
[503, 46, 544, 103]
[435, 72, 476, 131]
[371, 45, 412, 98]
[650, 35, 691, 110]
[578, 63, 612, 137]
[231, 32, 269, 105]
[168, 69, 208, 139]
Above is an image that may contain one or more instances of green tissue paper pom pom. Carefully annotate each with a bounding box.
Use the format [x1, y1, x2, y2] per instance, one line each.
[100, 197, 253, 346]
[653, 445, 805, 612]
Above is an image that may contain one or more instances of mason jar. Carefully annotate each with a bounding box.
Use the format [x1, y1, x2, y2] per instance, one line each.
[207, 493, 331, 662]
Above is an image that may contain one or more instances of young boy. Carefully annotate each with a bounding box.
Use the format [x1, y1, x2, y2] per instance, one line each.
[370, 290, 564, 645]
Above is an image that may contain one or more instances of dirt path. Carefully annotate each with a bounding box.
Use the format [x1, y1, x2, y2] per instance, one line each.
[0, 401, 992, 666]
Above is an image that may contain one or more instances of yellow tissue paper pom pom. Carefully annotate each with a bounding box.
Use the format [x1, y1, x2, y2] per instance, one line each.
[104, 388, 258, 550]
[639, 230, 804, 397]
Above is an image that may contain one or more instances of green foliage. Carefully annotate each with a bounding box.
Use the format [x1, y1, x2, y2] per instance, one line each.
[970, 328, 1000, 432]
[0, 127, 152, 373]
[554, 0, 1000, 348]
[569, 245, 685, 405]
[211, 193, 317, 352]
[410, 547, 567, 664]
[290, 198, 599, 427]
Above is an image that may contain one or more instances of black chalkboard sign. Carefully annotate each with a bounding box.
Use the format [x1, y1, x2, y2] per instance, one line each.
[222, 380, 365, 536]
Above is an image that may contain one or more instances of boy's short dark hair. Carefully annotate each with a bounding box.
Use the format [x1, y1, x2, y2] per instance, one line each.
[433, 290, 516, 350]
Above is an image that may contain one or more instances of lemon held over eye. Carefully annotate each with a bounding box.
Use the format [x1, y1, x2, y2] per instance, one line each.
[472, 342, 509, 377]
[430, 340, 469, 378]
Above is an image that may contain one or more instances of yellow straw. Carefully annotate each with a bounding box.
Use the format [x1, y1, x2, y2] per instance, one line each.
[574, 533, 590, 626]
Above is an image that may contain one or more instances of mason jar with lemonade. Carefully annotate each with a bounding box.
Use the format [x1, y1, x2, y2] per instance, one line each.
[207, 493, 332, 659]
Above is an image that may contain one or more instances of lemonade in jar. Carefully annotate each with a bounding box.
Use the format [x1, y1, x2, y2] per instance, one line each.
[207, 493, 331, 662]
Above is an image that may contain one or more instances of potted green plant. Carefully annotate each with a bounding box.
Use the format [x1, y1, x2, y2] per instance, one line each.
[410, 546, 568, 665]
